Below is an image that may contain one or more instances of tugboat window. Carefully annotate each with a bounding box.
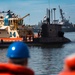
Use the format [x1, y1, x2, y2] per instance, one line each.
[13, 32, 16, 37]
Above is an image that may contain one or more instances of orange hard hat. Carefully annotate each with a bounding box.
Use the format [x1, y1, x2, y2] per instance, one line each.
[64, 54, 75, 68]
[59, 54, 75, 75]
[59, 71, 75, 75]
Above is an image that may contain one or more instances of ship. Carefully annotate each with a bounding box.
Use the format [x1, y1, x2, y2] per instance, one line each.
[52, 6, 75, 32]
[0, 10, 34, 43]
[48, 6, 75, 32]
[59, 6, 75, 32]
[32, 9, 70, 44]
[0, 9, 70, 47]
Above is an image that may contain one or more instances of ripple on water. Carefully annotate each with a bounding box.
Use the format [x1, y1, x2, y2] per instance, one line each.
[0, 32, 75, 75]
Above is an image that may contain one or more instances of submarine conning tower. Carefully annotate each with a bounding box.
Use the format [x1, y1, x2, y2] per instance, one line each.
[41, 8, 63, 38]
[40, 8, 71, 43]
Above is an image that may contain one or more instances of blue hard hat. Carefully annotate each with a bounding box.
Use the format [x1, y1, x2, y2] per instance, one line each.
[7, 41, 30, 58]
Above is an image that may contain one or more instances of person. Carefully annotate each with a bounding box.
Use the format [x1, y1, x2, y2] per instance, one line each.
[58, 53, 75, 75]
[0, 41, 34, 75]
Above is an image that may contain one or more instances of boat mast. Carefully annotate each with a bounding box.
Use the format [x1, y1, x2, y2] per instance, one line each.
[47, 0, 50, 24]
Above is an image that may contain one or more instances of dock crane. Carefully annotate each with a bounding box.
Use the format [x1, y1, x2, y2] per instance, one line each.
[58, 6, 72, 28]
[59, 6, 65, 22]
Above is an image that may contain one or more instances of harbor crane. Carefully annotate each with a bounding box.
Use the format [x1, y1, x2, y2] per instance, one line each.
[59, 6, 65, 21]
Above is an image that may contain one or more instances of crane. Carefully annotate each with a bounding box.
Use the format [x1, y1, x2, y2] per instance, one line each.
[19, 13, 30, 20]
[13, 13, 30, 29]
[59, 6, 65, 21]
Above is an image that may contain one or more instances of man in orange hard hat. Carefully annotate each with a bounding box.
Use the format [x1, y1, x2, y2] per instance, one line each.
[58, 53, 75, 75]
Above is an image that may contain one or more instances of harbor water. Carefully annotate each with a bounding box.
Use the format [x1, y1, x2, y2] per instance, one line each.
[0, 32, 75, 75]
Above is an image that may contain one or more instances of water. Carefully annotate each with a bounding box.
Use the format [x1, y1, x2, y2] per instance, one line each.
[0, 32, 75, 75]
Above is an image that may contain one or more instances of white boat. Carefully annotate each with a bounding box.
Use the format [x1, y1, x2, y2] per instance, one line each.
[0, 10, 33, 42]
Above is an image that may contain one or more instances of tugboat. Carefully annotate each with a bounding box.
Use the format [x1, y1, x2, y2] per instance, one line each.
[0, 10, 33, 44]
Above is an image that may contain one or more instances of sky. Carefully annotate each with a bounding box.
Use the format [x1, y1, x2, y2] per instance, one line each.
[0, 0, 75, 25]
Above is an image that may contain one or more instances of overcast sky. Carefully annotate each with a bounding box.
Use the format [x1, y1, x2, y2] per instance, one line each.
[0, 0, 75, 25]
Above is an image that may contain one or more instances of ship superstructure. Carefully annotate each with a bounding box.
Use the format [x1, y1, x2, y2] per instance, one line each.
[0, 10, 33, 42]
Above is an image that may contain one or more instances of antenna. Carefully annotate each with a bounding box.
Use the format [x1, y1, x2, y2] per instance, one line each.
[48, 0, 50, 9]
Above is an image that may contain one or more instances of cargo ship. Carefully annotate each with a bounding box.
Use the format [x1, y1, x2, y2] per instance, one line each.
[0, 9, 70, 47]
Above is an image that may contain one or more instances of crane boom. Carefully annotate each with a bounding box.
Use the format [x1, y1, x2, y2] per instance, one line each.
[19, 13, 30, 20]
[59, 5, 64, 21]
[22, 13, 30, 19]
